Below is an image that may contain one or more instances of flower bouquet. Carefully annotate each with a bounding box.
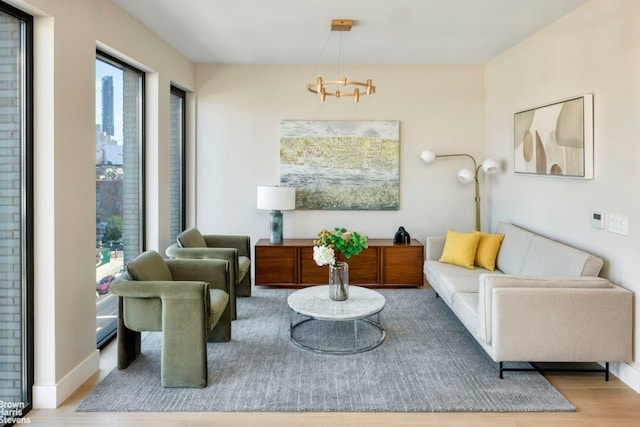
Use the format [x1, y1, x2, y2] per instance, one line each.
[313, 228, 368, 300]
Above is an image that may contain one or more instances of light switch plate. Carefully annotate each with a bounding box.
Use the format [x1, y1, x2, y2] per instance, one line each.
[609, 214, 628, 235]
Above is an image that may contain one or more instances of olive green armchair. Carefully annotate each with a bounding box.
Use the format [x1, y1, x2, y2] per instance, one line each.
[166, 227, 251, 320]
[110, 250, 231, 388]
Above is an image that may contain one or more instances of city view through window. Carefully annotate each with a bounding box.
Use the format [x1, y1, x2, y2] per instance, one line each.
[95, 55, 143, 346]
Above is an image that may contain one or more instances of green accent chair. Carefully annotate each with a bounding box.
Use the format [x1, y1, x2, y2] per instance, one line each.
[166, 227, 251, 320]
[110, 250, 231, 388]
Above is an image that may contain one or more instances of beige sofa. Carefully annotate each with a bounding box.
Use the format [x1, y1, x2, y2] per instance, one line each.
[423, 222, 633, 378]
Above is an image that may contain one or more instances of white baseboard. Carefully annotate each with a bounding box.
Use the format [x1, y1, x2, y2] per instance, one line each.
[611, 361, 640, 393]
[33, 349, 100, 408]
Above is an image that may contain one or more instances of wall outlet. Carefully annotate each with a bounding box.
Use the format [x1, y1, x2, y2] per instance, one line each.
[608, 214, 629, 235]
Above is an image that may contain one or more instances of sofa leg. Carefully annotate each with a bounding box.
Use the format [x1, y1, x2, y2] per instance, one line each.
[500, 361, 611, 380]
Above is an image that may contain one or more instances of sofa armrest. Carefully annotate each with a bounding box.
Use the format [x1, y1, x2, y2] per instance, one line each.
[477, 274, 612, 344]
[203, 235, 251, 258]
[165, 258, 230, 293]
[166, 243, 237, 262]
[426, 236, 445, 261]
[111, 279, 211, 334]
[111, 278, 210, 299]
[476, 275, 633, 363]
[167, 244, 237, 276]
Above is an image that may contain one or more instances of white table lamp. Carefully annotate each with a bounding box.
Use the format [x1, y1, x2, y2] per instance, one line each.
[257, 185, 296, 244]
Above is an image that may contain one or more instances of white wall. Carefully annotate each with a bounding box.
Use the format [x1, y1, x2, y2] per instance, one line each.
[485, 0, 640, 391]
[9, 0, 196, 407]
[195, 64, 485, 249]
[12, 0, 635, 409]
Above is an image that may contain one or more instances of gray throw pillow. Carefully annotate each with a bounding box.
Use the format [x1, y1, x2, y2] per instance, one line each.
[177, 228, 207, 248]
[127, 250, 173, 281]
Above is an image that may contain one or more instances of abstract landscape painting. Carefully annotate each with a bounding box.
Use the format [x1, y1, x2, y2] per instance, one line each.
[514, 94, 593, 179]
[280, 120, 400, 210]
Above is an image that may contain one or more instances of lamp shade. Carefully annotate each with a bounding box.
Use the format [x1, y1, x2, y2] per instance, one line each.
[257, 186, 296, 210]
[420, 149, 436, 164]
[457, 168, 475, 184]
[481, 158, 500, 174]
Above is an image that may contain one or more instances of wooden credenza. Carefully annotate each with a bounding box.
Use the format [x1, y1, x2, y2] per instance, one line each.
[254, 238, 424, 288]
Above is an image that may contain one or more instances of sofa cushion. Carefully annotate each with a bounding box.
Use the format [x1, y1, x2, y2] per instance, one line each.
[424, 260, 495, 305]
[238, 256, 251, 281]
[208, 289, 229, 330]
[520, 236, 604, 277]
[127, 251, 173, 281]
[475, 232, 505, 271]
[178, 228, 207, 248]
[495, 222, 534, 274]
[439, 229, 480, 269]
[451, 292, 479, 337]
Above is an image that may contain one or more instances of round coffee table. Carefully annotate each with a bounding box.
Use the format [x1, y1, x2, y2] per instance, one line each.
[287, 285, 386, 355]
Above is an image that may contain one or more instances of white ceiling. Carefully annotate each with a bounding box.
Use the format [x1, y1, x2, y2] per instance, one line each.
[112, 0, 590, 65]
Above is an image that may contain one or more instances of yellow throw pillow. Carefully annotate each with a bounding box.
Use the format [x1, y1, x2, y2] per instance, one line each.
[439, 229, 481, 269]
[474, 232, 505, 271]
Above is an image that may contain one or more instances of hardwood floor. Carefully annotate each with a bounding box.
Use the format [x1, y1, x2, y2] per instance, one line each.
[24, 337, 640, 427]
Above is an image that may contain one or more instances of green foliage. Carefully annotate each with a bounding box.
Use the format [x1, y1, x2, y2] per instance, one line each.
[102, 215, 123, 243]
[96, 166, 124, 181]
[314, 227, 369, 260]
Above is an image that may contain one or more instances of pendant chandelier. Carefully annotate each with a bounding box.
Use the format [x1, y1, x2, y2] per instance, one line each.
[306, 19, 375, 103]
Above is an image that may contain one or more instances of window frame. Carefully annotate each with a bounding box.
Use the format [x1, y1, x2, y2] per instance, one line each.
[95, 50, 146, 348]
[170, 85, 187, 238]
[0, 0, 34, 422]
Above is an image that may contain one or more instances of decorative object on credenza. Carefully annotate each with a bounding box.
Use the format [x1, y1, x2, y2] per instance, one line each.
[514, 94, 593, 178]
[306, 19, 375, 103]
[280, 120, 400, 210]
[313, 228, 369, 301]
[393, 226, 411, 244]
[420, 150, 499, 232]
[256, 185, 295, 244]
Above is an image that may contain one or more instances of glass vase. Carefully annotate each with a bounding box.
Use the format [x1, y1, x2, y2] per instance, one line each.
[329, 261, 349, 301]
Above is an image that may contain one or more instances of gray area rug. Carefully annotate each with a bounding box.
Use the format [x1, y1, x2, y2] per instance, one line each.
[76, 288, 575, 412]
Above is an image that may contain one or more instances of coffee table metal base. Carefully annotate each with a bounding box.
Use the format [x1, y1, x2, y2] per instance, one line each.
[289, 313, 385, 355]
[287, 286, 386, 355]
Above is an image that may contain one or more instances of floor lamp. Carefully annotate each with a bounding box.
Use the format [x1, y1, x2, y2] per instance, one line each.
[257, 185, 296, 244]
[420, 150, 499, 231]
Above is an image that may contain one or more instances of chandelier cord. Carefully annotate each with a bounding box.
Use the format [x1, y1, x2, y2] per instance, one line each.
[311, 30, 334, 82]
[306, 19, 375, 102]
[336, 30, 344, 92]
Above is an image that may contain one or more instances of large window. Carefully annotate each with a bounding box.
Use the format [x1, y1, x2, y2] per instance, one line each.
[0, 2, 32, 424]
[95, 52, 144, 347]
[169, 86, 186, 241]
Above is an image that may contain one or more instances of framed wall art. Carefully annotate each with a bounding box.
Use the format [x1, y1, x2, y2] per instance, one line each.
[279, 120, 400, 210]
[514, 94, 593, 179]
